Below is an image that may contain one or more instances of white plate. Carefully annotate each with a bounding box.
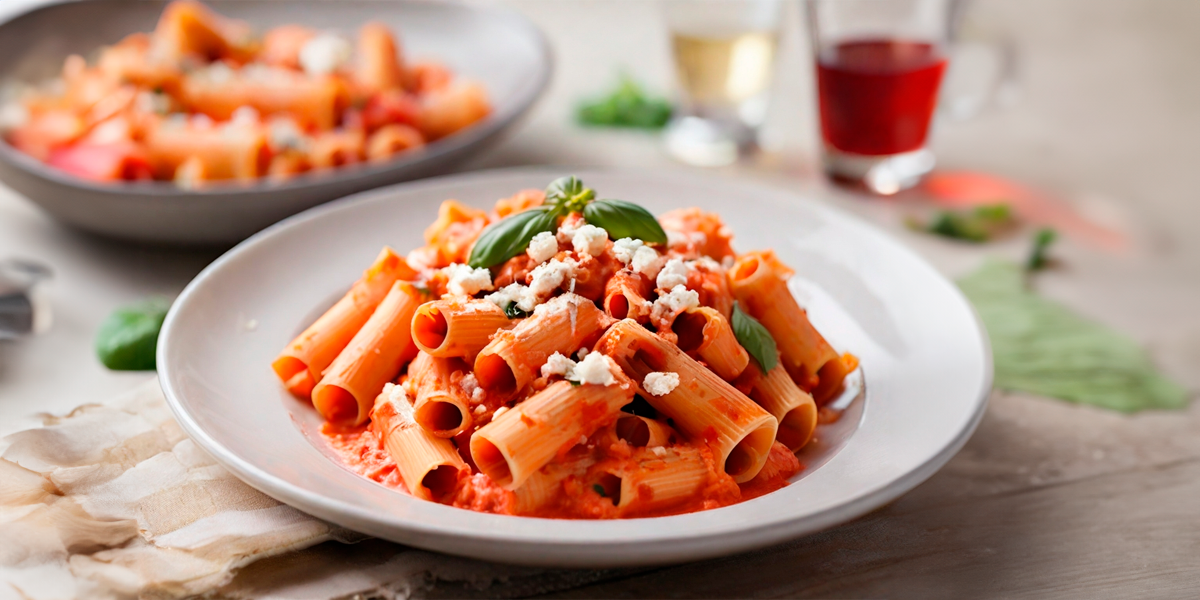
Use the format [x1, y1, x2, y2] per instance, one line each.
[158, 168, 992, 568]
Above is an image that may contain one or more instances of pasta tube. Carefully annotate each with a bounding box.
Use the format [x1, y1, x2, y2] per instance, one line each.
[272, 247, 416, 398]
[471, 368, 634, 490]
[366, 124, 425, 162]
[728, 250, 839, 392]
[603, 270, 652, 322]
[597, 446, 708, 516]
[474, 294, 611, 398]
[373, 383, 466, 500]
[312, 281, 423, 424]
[355, 22, 406, 94]
[412, 299, 513, 360]
[597, 319, 777, 483]
[671, 306, 749, 381]
[144, 125, 270, 181]
[512, 454, 595, 515]
[748, 363, 818, 451]
[408, 352, 473, 438]
[615, 414, 675, 448]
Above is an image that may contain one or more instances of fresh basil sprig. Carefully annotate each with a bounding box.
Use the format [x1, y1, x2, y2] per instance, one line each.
[502, 302, 530, 319]
[467, 206, 558, 268]
[95, 297, 171, 371]
[731, 302, 778, 373]
[583, 199, 667, 245]
[467, 176, 666, 268]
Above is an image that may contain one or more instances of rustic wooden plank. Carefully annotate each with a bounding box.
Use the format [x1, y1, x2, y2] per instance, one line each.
[536, 457, 1200, 599]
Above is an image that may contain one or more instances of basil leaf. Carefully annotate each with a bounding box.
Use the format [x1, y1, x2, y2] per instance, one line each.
[503, 302, 530, 319]
[467, 207, 558, 268]
[95, 297, 171, 371]
[592, 483, 607, 498]
[731, 302, 778, 373]
[545, 176, 595, 214]
[582, 199, 667, 245]
[1026, 227, 1057, 272]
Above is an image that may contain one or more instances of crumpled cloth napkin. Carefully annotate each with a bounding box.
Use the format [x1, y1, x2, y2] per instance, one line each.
[0, 380, 614, 599]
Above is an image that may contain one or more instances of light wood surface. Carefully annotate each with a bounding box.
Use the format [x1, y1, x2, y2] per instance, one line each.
[1, 0, 1197, 597]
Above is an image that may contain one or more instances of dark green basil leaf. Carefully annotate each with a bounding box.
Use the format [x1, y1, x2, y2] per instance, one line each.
[582, 199, 667, 245]
[1026, 227, 1058, 272]
[592, 483, 607, 497]
[545, 176, 595, 214]
[503, 302, 530, 319]
[731, 302, 778, 373]
[467, 207, 558, 268]
[95, 297, 171, 371]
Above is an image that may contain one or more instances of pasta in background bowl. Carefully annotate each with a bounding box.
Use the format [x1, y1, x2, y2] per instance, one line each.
[0, 0, 550, 244]
[158, 169, 991, 565]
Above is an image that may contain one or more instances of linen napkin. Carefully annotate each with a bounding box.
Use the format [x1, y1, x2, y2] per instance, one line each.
[0, 379, 613, 599]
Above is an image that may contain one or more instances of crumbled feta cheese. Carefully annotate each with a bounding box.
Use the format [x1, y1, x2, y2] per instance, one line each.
[572, 224, 608, 256]
[473, 404, 486, 415]
[631, 246, 662, 278]
[656, 258, 690, 290]
[492, 406, 509, 420]
[540, 352, 576, 379]
[485, 282, 539, 314]
[443, 263, 494, 296]
[199, 61, 235, 84]
[460, 373, 485, 403]
[230, 105, 260, 126]
[651, 446, 668, 457]
[651, 285, 700, 321]
[532, 292, 587, 318]
[526, 231, 559, 263]
[569, 352, 618, 386]
[269, 118, 309, 151]
[190, 113, 215, 130]
[612, 238, 644, 265]
[577, 435, 588, 446]
[643, 372, 680, 396]
[556, 221, 580, 244]
[384, 382, 416, 424]
[667, 230, 708, 249]
[528, 258, 576, 297]
[299, 33, 352, 76]
[576, 347, 590, 360]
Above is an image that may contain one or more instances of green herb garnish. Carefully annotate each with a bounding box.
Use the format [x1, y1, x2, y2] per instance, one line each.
[95, 297, 171, 371]
[466, 176, 666, 268]
[592, 484, 607, 497]
[1026, 228, 1058, 272]
[577, 74, 672, 130]
[959, 260, 1188, 412]
[731, 302, 778, 373]
[909, 203, 1017, 243]
[467, 206, 558, 268]
[503, 302, 530, 319]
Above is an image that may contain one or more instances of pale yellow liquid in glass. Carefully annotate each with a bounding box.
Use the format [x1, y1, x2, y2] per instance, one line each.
[671, 31, 778, 107]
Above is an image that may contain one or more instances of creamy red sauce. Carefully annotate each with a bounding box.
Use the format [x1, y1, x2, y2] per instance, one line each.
[321, 419, 802, 519]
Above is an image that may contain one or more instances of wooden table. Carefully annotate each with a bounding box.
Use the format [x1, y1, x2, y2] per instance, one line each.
[2, 0, 1197, 597]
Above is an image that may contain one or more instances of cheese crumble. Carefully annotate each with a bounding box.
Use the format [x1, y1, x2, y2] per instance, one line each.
[299, 33, 352, 76]
[643, 372, 680, 396]
[526, 231, 559, 263]
[485, 282, 538, 313]
[652, 284, 700, 320]
[572, 224, 608, 256]
[570, 352, 618, 386]
[540, 352, 576, 379]
[656, 258, 689, 290]
[612, 238, 644, 265]
[528, 258, 577, 297]
[444, 264, 494, 296]
[631, 246, 662, 278]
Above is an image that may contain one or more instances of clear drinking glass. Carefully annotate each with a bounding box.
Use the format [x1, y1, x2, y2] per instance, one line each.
[808, 0, 952, 194]
[663, 0, 783, 167]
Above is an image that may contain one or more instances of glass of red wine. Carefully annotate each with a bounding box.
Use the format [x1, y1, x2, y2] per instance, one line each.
[808, 0, 955, 195]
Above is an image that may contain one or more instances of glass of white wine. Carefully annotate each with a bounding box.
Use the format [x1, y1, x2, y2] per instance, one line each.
[663, 0, 783, 167]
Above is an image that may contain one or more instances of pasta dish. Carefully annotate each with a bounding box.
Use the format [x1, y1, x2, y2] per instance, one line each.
[0, 1, 490, 186]
[272, 176, 857, 518]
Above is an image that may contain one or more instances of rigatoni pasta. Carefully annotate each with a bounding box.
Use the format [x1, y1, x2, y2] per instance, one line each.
[0, 0, 491, 185]
[273, 176, 858, 518]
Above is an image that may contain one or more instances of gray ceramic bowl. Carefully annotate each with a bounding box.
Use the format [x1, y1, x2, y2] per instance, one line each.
[0, 0, 551, 245]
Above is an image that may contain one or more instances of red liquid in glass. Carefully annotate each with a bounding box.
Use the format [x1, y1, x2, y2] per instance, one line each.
[817, 39, 947, 156]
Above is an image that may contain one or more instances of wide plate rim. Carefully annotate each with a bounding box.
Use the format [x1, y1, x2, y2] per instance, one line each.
[158, 166, 993, 567]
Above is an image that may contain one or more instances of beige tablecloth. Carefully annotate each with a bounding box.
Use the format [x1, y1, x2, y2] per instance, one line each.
[0, 380, 613, 599]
